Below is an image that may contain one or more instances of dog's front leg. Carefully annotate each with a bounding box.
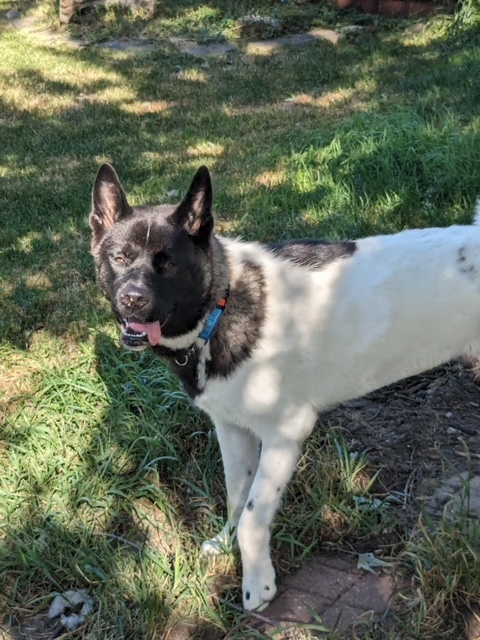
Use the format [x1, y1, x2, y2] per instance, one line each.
[237, 436, 303, 611]
[201, 420, 260, 556]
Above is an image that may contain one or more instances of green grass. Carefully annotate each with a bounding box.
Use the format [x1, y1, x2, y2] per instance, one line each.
[1, 2, 480, 638]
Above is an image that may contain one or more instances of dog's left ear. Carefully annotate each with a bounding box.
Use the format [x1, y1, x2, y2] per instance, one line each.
[90, 163, 133, 248]
[171, 166, 213, 243]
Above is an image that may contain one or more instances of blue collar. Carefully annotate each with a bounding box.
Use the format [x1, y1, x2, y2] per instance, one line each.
[174, 286, 230, 367]
[198, 286, 230, 343]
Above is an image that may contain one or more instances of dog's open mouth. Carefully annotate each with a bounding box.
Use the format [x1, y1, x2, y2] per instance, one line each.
[120, 319, 162, 349]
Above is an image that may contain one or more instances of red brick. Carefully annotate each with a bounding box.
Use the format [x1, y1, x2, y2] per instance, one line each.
[322, 602, 373, 633]
[311, 553, 357, 572]
[283, 562, 360, 600]
[264, 588, 332, 624]
[254, 555, 408, 637]
[339, 573, 396, 613]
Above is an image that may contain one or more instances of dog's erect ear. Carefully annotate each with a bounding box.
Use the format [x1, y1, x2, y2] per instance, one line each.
[171, 166, 213, 242]
[90, 164, 133, 247]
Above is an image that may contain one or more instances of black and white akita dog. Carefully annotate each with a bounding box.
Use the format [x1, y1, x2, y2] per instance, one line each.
[90, 163, 480, 611]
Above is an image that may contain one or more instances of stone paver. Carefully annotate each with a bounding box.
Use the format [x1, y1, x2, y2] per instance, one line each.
[284, 560, 360, 600]
[169, 37, 238, 58]
[97, 38, 158, 53]
[426, 473, 480, 519]
[255, 553, 406, 637]
[322, 603, 370, 634]
[10, 16, 85, 48]
[169, 28, 342, 59]
[246, 29, 343, 55]
[340, 572, 397, 611]
[7, 16, 343, 58]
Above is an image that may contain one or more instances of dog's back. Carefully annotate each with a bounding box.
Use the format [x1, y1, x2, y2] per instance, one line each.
[198, 221, 480, 434]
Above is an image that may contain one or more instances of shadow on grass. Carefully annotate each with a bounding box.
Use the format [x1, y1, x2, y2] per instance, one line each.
[0, 330, 236, 638]
[0, 511, 170, 639]
[0, 515, 229, 639]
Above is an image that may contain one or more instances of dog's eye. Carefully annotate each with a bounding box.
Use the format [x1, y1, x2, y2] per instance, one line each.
[114, 256, 126, 265]
[153, 252, 175, 272]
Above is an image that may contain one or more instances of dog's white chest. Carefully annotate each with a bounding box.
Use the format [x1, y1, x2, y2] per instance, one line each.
[195, 385, 243, 426]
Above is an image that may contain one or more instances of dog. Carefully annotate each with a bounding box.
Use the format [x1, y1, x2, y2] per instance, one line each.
[89, 163, 480, 612]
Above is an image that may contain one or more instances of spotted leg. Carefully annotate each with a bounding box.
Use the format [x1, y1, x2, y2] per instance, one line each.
[237, 433, 307, 611]
[201, 420, 260, 556]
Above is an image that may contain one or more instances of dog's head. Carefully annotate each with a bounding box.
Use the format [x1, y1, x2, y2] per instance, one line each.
[89, 164, 215, 350]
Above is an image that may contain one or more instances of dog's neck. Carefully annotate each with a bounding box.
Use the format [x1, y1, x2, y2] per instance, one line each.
[152, 235, 266, 398]
[151, 235, 229, 356]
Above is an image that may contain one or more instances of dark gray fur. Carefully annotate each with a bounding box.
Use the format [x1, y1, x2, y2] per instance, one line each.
[457, 246, 477, 279]
[159, 346, 203, 398]
[268, 239, 356, 270]
[153, 257, 266, 398]
[207, 260, 265, 380]
[152, 261, 265, 398]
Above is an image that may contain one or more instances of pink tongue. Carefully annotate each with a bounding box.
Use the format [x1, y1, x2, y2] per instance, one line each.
[129, 320, 161, 346]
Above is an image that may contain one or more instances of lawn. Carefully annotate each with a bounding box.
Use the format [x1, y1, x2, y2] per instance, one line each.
[1, 1, 480, 638]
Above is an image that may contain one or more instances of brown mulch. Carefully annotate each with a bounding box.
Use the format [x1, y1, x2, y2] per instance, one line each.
[324, 358, 480, 508]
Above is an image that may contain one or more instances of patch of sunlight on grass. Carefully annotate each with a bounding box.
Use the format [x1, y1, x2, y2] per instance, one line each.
[122, 99, 176, 115]
[177, 68, 209, 83]
[0, 34, 134, 115]
[187, 141, 225, 158]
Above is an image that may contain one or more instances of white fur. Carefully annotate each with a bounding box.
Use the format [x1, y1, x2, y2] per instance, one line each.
[195, 214, 480, 611]
[475, 199, 480, 225]
[161, 319, 205, 351]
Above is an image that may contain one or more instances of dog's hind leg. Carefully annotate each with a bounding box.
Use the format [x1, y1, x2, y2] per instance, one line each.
[201, 420, 260, 556]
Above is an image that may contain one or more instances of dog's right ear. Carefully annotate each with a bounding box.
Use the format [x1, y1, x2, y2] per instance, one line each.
[90, 164, 133, 247]
[170, 166, 213, 244]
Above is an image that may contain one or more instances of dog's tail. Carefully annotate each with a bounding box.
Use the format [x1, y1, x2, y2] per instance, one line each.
[474, 200, 480, 225]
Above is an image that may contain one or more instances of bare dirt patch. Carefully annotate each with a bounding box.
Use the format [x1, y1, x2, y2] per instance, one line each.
[325, 358, 480, 512]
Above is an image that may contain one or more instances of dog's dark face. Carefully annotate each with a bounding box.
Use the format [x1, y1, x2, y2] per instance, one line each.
[89, 164, 215, 350]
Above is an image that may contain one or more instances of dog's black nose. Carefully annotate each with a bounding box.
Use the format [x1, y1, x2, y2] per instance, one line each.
[120, 286, 149, 310]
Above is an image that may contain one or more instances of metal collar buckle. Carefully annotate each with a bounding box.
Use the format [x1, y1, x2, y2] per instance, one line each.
[175, 344, 197, 367]
[174, 286, 230, 368]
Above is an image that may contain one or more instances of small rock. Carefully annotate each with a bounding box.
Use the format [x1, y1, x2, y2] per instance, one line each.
[405, 22, 428, 35]
[238, 14, 282, 29]
[465, 605, 480, 640]
[426, 474, 480, 519]
[447, 427, 459, 435]
[5, 9, 21, 20]
[49, 589, 94, 632]
[61, 612, 87, 631]
[445, 411, 453, 418]
[341, 25, 366, 35]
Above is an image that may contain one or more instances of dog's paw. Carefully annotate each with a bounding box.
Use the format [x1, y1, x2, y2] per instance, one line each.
[201, 526, 233, 556]
[242, 563, 277, 611]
